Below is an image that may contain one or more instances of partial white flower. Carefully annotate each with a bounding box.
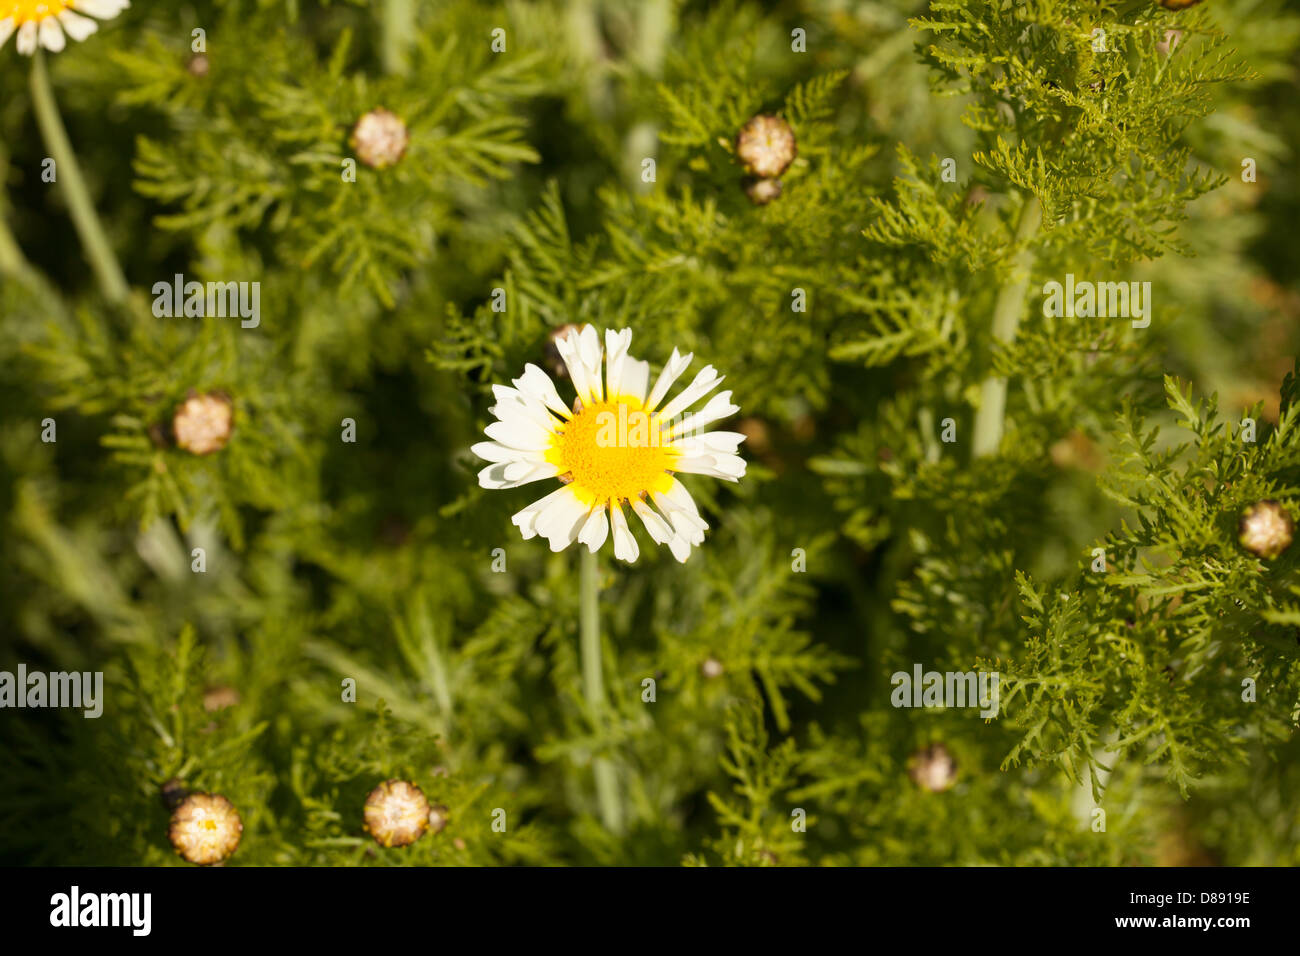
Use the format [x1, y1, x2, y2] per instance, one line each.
[2, 1, 130, 56]
[474, 325, 746, 563]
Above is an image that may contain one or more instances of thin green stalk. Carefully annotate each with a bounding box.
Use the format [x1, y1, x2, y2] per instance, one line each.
[971, 195, 1042, 458]
[0, 211, 25, 277]
[580, 547, 623, 833]
[29, 49, 128, 304]
[29, 49, 129, 303]
[381, 0, 414, 76]
[0, 150, 23, 274]
[568, 0, 612, 119]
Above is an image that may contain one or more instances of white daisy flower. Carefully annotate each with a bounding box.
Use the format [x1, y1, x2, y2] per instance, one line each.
[474, 325, 746, 563]
[1, 1, 130, 56]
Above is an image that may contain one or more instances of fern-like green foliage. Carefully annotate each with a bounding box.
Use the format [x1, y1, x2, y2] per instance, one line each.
[2, 0, 1299, 868]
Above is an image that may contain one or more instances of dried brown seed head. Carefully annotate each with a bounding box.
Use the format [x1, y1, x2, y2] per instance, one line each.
[363, 779, 430, 848]
[351, 108, 410, 170]
[172, 391, 233, 455]
[908, 744, 958, 793]
[168, 792, 243, 864]
[735, 115, 797, 179]
[745, 177, 783, 205]
[1239, 500, 1293, 560]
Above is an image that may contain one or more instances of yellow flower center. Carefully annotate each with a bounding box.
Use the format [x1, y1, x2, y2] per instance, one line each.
[6, 1, 72, 22]
[548, 398, 678, 506]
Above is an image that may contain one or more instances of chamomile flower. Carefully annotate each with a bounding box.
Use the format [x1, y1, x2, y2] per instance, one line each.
[1, 1, 129, 56]
[473, 325, 746, 563]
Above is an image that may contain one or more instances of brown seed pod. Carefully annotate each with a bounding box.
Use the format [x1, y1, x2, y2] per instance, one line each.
[172, 390, 233, 455]
[428, 804, 450, 834]
[735, 115, 797, 179]
[1238, 500, 1294, 560]
[350, 108, 410, 170]
[363, 779, 430, 848]
[168, 792, 243, 865]
[202, 686, 240, 712]
[908, 743, 958, 793]
[744, 177, 783, 205]
[1049, 429, 1104, 472]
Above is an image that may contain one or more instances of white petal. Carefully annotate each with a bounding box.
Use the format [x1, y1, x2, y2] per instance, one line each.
[654, 477, 701, 517]
[578, 325, 604, 400]
[58, 10, 99, 42]
[490, 391, 562, 434]
[513, 363, 572, 419]
[478, 460, 560, 489]
[72, 0, 130, 18]
[671, 453, 746, 482]
[535, 488, 592, 552]
[669, 510, 707, 545]
[39, 18, 66, 52]
[472, 440, 533, 464]
[485, 418, 553, 452]
[16, 20, 39, 55]
[512, 487, 570, 540]
[555, 328, 598, 406]
[578, 504, 609, 553]
[668, 391, 740, 438]
[619, 358, 650, 406]
[492, 383, 561, 425]
[630, 499, 673, 545]
[604, 328, 632, 401]
[478, 462, 520, 489]
[667, 534, 692, 563]
[491, 383, 536, 407]
[0, 19, 15, 51]
[645, 348, 693, 412]
[711, 453, 747, 479]
[504, 460, 556, 482]
[610, 501, 639, 563]
[672, 430, 747, 455]
[656, 366, 723, 421]
[652, 479, 709, 545]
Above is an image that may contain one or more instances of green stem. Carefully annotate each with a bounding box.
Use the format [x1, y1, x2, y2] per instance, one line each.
[580, 547, 622, 833]
[0, 149, 23, 274]
[29, 49, 128, 304]
[380, 0, 414, 76]
[625, 0, 671, 192]
[971, 195, 1042, 458]
[0, 211, 25, 277]
[568, 0, 614, 122]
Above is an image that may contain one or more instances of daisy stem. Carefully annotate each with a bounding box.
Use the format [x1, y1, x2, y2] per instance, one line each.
[580, 547, 623, 833]
[381, 0, 414, 75]
[0, 212, 25, 277]
[971, 195, 1042, 458]
[29, 48, 129, 305]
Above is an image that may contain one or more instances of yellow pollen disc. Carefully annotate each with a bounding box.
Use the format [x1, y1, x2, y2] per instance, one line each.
[547, 398, 678, 507]
[7, 1, 72, 22]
